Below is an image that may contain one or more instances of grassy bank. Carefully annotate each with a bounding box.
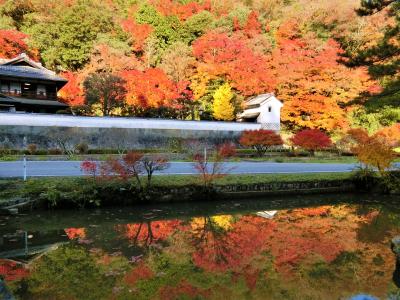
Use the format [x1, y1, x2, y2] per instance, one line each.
[0, 172, 354, 209]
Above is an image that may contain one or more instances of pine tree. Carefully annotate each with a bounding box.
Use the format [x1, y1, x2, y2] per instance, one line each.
[212, 83, 234, 121]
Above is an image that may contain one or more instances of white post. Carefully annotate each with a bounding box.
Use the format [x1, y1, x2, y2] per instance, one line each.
[23, 154, 27, 181]
[204, 147, 207, 163]
[24, 231, 28, 257]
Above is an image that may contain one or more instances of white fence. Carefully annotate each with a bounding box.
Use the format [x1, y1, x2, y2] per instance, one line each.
[0, 112, 262, 131]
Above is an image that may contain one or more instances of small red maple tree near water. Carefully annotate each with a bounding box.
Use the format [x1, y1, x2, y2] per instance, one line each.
[239, 129, 283, 157]
[193, 144, 235, 190]
[291, 129, 332, 155]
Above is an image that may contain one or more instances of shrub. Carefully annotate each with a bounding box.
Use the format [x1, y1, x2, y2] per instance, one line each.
[291, 129, 332, 155]
[239, 129, 283, 157]
[193, 145, 233, 190]
[142, 156, 169, 188]
[217, 142, 236, 158]
[348, 128, 396, 174]
[75, 142, 89, 154]
[100, 152, 144, 189]
[48, 148, 62, 155]
[167, 138, 184, 153]
[27, 144, 37, 155]
[80, 160, 98, 179]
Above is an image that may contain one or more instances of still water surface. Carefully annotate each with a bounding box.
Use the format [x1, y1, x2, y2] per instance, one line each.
[1, 194, 400, 300]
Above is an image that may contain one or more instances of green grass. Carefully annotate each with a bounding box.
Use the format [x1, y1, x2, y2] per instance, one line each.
[150, 172, 352, 187]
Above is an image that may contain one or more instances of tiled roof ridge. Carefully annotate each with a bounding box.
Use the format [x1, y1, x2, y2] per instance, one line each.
[0, 53, 55, 75]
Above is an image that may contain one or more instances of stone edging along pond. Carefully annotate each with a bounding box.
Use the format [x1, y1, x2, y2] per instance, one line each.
[155, 179, 356, 202]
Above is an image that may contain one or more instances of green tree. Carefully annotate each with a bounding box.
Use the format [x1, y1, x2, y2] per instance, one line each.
[0, 0, 35, 29]
[83, 72, 127, 116]
[23, 1, 115, 70]
[184, 10, 213, 42]
[212, 83, 235, 121]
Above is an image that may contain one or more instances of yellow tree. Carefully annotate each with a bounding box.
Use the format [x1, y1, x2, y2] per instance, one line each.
[212, 83, 234, 121]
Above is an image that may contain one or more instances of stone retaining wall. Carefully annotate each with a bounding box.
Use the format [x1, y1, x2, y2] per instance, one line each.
[149, 179, 356, 202]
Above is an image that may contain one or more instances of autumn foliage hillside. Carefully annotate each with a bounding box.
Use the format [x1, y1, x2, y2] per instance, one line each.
[0, 0, 398, 134]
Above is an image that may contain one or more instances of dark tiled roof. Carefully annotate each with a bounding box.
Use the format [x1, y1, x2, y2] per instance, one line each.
[0, 95, 68, 107]
[0, 65, 67, 82]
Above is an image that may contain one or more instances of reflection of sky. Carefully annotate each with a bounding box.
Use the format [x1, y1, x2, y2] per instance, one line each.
[2, 203, 400, 299]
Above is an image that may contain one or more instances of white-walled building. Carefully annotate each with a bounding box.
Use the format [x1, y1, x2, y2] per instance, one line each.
[237, 93, 283, 131]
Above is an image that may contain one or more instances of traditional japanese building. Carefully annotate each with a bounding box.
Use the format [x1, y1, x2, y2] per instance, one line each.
[237, 93, 283, 131]
[0, 53, 68, 113]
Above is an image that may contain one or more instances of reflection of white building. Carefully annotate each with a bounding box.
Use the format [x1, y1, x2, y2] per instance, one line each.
[256, 211, 278, 219]
[238, 93, 283, 131]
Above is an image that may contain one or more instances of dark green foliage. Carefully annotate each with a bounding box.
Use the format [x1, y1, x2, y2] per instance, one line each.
[332, 251, 362, 266]
[22, 1, 116, 70]
[351, 0, 400, 111]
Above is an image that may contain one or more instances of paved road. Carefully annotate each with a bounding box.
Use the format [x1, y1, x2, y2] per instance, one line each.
[0, 160, 365, 178]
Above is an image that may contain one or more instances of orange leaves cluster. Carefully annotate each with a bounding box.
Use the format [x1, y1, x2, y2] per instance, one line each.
[271, 22, 375, 131]
[192, 32, 275, 96]
[121, 19, 153, 52]
[192, 216, 276, 272]
[348, 128, 396, 173]
[124, 262, 154, 286]
[239, 130, 284, 156]
[150, 0, 211, 21]
[58, 71, 85, 106]
[122, 68, 183, 108]
[64, 228, 86, 240]
[118, 220, 183, 247]
[375, 124, 400, 147]
[0, 30, 39, 60]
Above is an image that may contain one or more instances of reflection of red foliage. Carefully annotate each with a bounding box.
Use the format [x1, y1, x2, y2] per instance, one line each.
[0, 259, 29, 281]
[267, 210, 345, 274]
[65, 228, 86, 240]
[192, 216, 276, 272]
[117, 220, 183, 246]
[124, 263, 153, 286]
[293, 206, 330, 217]
[233, 266, 260, 290]
[158, 280, 210, 300]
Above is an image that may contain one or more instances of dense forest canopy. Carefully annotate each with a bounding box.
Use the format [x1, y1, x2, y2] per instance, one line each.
[0, 0, 399, 136]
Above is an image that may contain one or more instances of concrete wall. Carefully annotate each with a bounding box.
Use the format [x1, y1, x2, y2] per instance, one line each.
[0, 113, 262, 149]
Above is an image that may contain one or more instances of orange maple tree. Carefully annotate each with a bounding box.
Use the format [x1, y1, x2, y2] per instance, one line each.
[0, 30, 39, 60]
[192, 32, 275, 96]
[239, 129, 284, 157]
[270, 22, 374, 131]
[58, 71, 85, 106]
[348, 128, 396, 173]
[122, 68, 182, 108]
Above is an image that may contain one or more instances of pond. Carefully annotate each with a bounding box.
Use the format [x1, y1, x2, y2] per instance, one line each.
[1, 193, 400, 300]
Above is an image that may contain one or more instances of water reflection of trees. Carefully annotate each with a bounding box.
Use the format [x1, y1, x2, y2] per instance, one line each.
[116, 220, 183, 248]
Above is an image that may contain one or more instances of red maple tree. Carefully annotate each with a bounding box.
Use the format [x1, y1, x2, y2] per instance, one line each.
[239, 129, 283, 157]
[291, 129, 332, 154]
